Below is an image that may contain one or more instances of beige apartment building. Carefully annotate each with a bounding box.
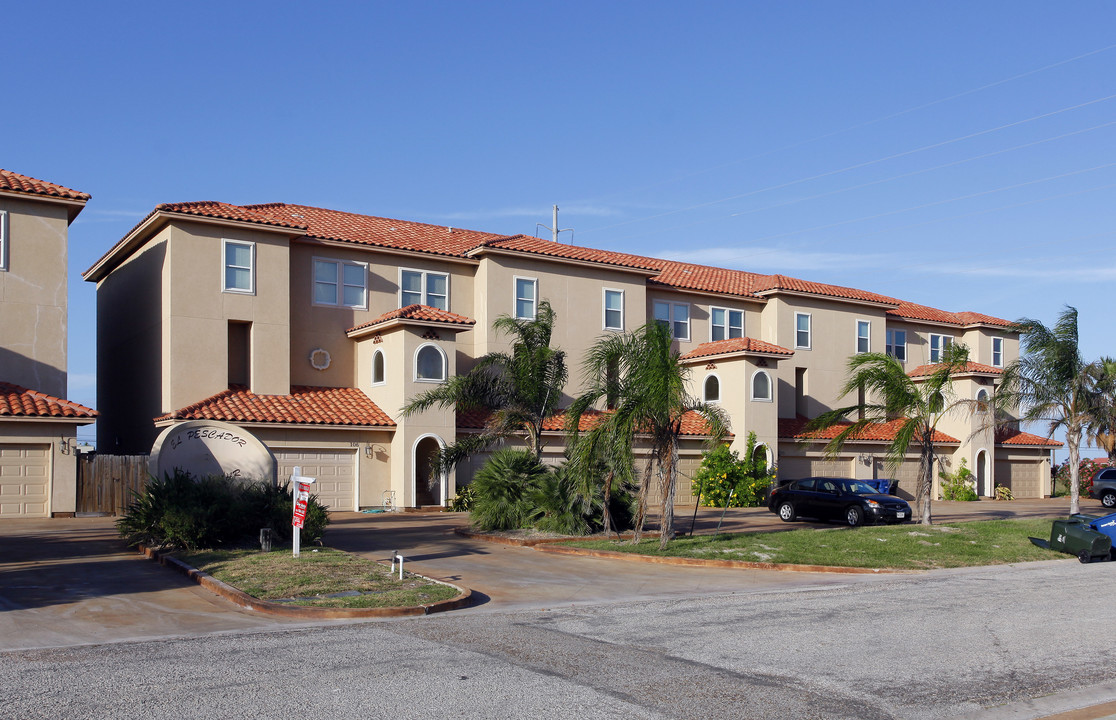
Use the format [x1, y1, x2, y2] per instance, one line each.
[84, 200, 1058, 510]
[0, 169, 96, 517]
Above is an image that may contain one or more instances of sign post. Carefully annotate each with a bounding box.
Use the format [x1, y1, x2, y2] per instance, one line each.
[290, 466, 316, 558]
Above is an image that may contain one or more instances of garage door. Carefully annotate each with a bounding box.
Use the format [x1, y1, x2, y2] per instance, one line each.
[778, 455, 852, 483]
[875, 458, 921, 500]
[273, 449, 356, 512]
[995, 460, 1043, 499]
[0, 445, 51, 518]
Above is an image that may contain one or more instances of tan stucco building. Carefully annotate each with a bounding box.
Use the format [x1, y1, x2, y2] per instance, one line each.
[0, 169, 96, 517]
[83, 200, 1058, 510]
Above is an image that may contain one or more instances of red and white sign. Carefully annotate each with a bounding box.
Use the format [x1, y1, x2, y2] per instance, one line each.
[292, 481, 311, 528]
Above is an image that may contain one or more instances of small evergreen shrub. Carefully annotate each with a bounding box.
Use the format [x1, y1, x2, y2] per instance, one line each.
[939, 458, 979, 501]
[449, 484, 475, 512]
[470, 449, 549, 531]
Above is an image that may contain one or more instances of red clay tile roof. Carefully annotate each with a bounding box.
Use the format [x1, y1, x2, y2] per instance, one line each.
[649, 262, 760, 297]
[907, 361, 1002, 378]
[0, 381, 97, 419]
[0, 169, 90, 201]
[680, 337, 794, 361]
[888, 301, 1011, 328]
[347, 305, 476, 334]
[457, 408, 728, 437]
[476, 234, 662, 271]
[779, 416, 959, 444]
[160, 385, 394, 427]
[156, 201, 307, 229]
[750, 274, 898, 305]
[995, 429, 1063, 447]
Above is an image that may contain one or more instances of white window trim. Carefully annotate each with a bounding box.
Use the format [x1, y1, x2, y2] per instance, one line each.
[312, 256, 368, 309]
[855, 319, 871, 354]
[751, 369, 773, 402]
[709, 306, 744, 342]
[399, 267, 450, 310]
[414, 342, 447, 383]
[886, 329, 907, 363]
[654, 300, 691, 341]
[371, 348, 386, 386]
[703, 372, 722, 404]
[222, 239, 255, 295]
[929, 334, 953, 363]
[991, 337, 1004, 368]
[0, 210, 8, 271]
[794, 312, 811, 350]
[513, 276, 538, 320]
[603, 288, 624, 331]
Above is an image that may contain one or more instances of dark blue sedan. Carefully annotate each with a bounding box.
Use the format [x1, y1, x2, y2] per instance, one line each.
[767, 477, 912, 527]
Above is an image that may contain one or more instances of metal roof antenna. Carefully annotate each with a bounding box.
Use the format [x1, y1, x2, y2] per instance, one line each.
[535, 205, 575, 244]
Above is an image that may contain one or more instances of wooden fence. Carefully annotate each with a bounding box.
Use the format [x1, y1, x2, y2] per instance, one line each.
[76, 454, 150, 515]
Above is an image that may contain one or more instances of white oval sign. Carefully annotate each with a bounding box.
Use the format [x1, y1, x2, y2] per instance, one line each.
[149, 420, 276, 484]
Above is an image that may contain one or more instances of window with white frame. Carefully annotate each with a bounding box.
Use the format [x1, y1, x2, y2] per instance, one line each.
[752, 370, 772, 401]
[795, 312, 811, 349]
[856, 320, 871, 354]
[372, 349, 385, 385]
[415, 344, 446, 382]
[704, 375, 720, 403]
[929, 334, 953, 363]
[886, 329, 907, 362]
[711, 307, 744, 342]
[991, 337, 1003, 367]
[313, 258, 367, 308]
[400, 269, 448, 310]
[0, 210, 8, 271]
[514, 277, 537, 319]
[653, 300, 690, 340]
[222, 239, 254, 294]
[603, 289, 624, 330]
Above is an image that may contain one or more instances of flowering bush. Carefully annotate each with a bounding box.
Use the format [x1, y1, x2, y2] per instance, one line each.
[995, 484, 1014, 501]
[1053, 458, 1109, 498]
[690, 433, 775, 508]
[939, 458, 979, 501]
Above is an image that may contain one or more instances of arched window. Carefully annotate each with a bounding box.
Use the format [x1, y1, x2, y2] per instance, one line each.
[752, 443, 771, 474]
[704, 375, 720, 403]
[371, 349, 385, 385]
[415, 344, 446, 382]
[976, 388, 989, 413]
[751, 370, 772, 401]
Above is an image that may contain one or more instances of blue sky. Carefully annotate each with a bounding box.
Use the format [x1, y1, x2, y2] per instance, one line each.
[5, 2, 1115, 453]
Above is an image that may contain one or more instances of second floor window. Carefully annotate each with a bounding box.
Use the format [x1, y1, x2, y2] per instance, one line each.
[400, 269, 448, 310]
[0, 210, 8, 271]
[515, 277, 537, 319]
[929, 334, 953, 363]
[992, 337, 1003, 367]
[711, 307, 743, 341]
[856, 320, 870, 354]
[886, 329, 907, 362]
[313, 258, 367, 308]
[795, 313, 811, 349]
[223, 239, 254, 294]
[603, 289, 624, 330]
[653, 300, 690, 341]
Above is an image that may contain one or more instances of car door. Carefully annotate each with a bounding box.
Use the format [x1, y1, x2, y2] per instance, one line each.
[792, 478, 821, 518]
[814, 478, 843, 520]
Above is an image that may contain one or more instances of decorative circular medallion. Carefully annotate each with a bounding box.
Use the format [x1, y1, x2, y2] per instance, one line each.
[309, 348, 331, 371]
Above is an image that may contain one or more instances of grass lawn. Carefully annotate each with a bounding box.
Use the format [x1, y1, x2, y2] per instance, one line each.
[565, 519, 1067, 569]
[171, 547, 461, 608]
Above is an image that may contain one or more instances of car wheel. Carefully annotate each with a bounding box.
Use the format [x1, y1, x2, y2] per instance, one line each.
[1079, 550, 1093, 564]
[846, 506, 864, 527]
[777, 501, 797, 522]
[1102, 490, 1116, 508]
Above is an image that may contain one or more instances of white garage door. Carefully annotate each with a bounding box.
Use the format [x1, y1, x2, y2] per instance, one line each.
[778, 455, 852, 483]
[273, 449, 356, 512]
[0, 444, 51, 518]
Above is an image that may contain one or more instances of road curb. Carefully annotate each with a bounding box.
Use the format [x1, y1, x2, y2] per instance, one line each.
[139, 545, 473, 618]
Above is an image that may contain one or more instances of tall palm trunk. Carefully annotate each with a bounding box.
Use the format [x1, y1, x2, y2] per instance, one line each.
[602, 470, 614, 538]
[916, 432, 934, 525]
[1067, 425, 1082, 515]
[632, 460, 654, 543]
[659, 440, 679, 549]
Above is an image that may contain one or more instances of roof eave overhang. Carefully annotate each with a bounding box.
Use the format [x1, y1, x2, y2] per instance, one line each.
[647, 283, 766, 304]
[469, 246, 659, 277]
[347, 319, 475, 339]
[681, 350, 792, 365]
[0, 189, 89, 223]
[782, 436, 961, 446]
[153, 418, 396, 431]
[0, 414, 97, 425]
[297, 236, 481, 266]
[756, 288, 898, 310]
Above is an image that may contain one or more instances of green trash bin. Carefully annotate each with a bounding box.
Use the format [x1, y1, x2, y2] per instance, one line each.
[1050, 517, 1112, 563]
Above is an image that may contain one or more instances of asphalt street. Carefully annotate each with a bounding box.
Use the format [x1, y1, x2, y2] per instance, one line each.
[3, 557, 1115, 720]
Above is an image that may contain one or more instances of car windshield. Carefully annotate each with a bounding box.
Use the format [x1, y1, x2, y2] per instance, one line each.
[841, 480, 880, 495]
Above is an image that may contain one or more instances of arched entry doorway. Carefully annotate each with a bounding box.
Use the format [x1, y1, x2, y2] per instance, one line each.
[413, 435, 444, 507]
[976, 450, 989, 497]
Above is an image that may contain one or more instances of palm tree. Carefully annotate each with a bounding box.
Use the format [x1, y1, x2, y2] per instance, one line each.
[401, 300, 568, 468]
[1088, 357, 1116, 463]
[566, 321, 727, 548]
[810, 343, 972, 525]
[1000, 306, 1099, 514]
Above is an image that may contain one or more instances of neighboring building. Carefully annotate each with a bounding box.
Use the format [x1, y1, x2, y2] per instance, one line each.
[83, 200, 1058, 510]
[0, 169, 96, 518]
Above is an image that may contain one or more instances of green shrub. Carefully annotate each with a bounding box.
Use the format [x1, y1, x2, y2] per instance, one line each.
[939, 458, 979, 501]
[117, 470, 329, 549]
[995, 484, 1014, 501]
[690, 433, 774, 508]
[528, 469, 592, 536]
[1053, 458, 1109, 497]
[470, 449, 549, 531]
[449, 483, 475, 512]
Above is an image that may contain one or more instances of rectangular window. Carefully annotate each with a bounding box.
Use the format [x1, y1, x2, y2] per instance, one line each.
[992, 337, 1003, 367]
[514, 277, 537, 319]
[313, 258, 367, 308]
[652, 300, 690, 340]
[222, 239, 254, 294]
[886, 329, 907, 362]
[399, 269, 449, 310]
[711, 307, 744, 342]
[929, 334, 953, 363]
[603, 289, 624, 330]
[0, 210, 8, 271]
[856, 320, 870, 354]
[795, 312, 811, 349]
